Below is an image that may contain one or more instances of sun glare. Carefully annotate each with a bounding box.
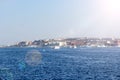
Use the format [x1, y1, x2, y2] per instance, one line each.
[105, 0, 120, 11]
[109, 0, 120, 8]
[98, 0, 120, 17]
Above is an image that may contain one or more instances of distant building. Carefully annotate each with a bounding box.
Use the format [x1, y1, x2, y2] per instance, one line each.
[17, 41, 27, 47]
[8, 37, 120, 48]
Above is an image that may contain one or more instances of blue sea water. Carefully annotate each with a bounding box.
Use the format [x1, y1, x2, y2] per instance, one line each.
[0, 47, 120, 80]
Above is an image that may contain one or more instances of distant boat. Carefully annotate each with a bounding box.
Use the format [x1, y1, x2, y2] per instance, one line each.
[54, 46, 60, 49]
[73, 46, 77, 49]
[69, 45, 77, 49]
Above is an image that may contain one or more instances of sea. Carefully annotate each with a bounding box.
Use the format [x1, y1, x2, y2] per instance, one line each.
[0, 47, 120, 80]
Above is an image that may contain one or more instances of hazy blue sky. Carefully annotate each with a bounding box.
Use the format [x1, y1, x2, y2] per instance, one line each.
[0, 0, 120, 45]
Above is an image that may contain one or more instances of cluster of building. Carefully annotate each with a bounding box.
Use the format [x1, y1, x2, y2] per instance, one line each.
[9, 37, 120, 48]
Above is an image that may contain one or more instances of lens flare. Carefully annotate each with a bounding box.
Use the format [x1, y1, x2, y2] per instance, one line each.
[25, 50, 42, 66]
[18, 62, 26, 71]
[0, 68, 13, 80]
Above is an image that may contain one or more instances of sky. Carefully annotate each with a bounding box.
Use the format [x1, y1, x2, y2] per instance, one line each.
[0, 0, 120, 45]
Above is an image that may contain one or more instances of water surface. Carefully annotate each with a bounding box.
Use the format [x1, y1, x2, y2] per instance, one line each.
[0, 47, 120, 80]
